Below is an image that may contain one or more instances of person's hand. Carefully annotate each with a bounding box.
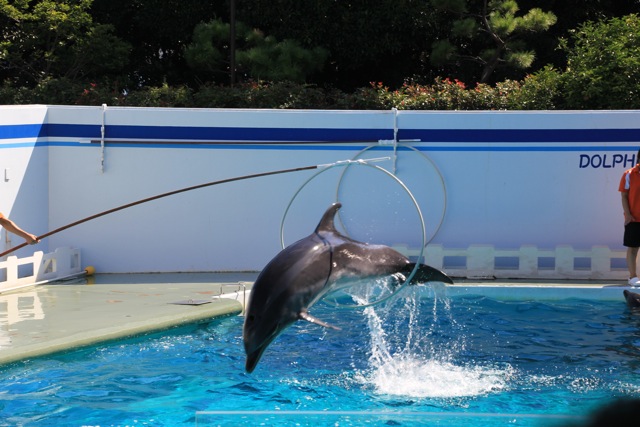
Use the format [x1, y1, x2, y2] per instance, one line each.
[25, 234, 40, 245]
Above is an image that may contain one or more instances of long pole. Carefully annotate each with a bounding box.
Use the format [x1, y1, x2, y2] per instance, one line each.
[0, 164, 319, 259]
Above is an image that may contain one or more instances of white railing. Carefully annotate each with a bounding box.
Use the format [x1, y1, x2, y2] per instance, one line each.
[0, 247, 82, 294]
[0, 244, 628, 293]
[395, 244, 628, 280]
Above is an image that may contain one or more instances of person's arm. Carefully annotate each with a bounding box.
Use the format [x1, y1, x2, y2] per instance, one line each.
[622, 191, 635, 225]
[0, 213, 40, 244]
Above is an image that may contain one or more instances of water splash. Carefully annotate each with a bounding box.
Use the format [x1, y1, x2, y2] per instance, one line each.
[352, 286, 515, 398]
[364, 356, 512, 398]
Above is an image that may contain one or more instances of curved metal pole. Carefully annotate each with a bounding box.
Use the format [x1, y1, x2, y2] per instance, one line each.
[0, 164, 319, 259]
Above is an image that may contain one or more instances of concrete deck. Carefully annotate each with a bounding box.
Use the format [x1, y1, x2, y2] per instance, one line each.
[0, 273, 633, 366]
[0, 272, 258, 366]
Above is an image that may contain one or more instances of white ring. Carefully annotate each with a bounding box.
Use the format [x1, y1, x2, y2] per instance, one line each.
[280, 160, 425, 307]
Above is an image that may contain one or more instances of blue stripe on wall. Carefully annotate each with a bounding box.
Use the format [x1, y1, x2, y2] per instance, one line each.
[46, 123, 102, 139]
[0, 124, 46, 139]
[2, 123, 640, 144]
[45, 124, 391, 142]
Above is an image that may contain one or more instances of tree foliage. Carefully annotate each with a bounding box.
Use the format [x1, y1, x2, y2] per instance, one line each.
[0, 0, 130, 86]
[236, 0, 440, 89]
[90, 0, 224, 87]
[0, 0, 639, 108]
[560, 14, 640, 109]
[431, 0, 557, 83]
[184, 19, 328, 84]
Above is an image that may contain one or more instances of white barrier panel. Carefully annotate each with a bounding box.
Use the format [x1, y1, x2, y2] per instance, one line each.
[401, 244, 629, 280]
[2, 106, 640, 276]
[0, 247, 82, 293]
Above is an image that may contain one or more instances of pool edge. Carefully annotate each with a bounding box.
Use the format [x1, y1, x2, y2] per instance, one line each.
[0, 296, 242, 367]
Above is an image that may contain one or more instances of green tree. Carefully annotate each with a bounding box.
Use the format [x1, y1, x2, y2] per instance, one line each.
[0, 0, 130, 86]
[90, 0, 222, 87]
[184, 19, 328, 84]
[236, 0, 439, 90]
[431, 0, 557, 83]
[560, 14, 640, 109]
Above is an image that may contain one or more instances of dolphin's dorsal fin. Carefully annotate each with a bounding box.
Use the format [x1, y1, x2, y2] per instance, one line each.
[299, 310, 341, 330]
[315, 202, 342, 234]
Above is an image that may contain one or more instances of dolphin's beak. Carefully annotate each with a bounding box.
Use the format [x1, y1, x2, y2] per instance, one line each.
[243, 327, 279, 373]
[412, 264, 454, 285]
[245, 347, 265, 373]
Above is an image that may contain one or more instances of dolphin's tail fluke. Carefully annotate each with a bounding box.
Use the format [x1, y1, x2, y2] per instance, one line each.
[405, 263, 454, 285]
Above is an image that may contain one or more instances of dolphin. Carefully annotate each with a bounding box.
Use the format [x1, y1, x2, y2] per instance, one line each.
[243, 202, 453, 373]
[624, 290, 640, 309]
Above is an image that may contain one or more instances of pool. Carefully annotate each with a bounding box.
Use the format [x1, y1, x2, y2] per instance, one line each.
[1, 285, 639, 426]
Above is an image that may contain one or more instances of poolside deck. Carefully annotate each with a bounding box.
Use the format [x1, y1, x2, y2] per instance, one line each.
[0, 272, 258, 366]
[0, 273, 632, 366]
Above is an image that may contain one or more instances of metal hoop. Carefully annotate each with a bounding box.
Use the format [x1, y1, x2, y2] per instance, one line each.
[280, 159, 426, 307]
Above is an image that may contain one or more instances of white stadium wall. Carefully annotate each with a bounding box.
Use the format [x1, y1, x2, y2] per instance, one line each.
[0, 105, 638, 279]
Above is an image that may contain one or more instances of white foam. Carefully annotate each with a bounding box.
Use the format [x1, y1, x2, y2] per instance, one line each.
[358, 356, 513, 398]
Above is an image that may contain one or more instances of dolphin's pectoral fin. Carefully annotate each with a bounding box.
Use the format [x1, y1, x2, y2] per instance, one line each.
[299, 310, 341, 330]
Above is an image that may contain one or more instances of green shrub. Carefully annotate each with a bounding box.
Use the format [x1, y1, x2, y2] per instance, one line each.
[0, 78, 550, 109]
[193, 81, 333, 109]
[348, 78, 520, 110]
[561, 14, 640, 109]
[508, 66, 563, 109]
[124, 83, 193, 107]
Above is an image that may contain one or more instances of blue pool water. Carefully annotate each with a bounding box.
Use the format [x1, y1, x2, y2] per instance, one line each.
[1, 287, 639, 426]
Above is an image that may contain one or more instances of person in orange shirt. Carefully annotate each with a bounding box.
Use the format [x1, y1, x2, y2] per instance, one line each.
[619, 149, 640, 287]
[0, 212, 39, 245]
